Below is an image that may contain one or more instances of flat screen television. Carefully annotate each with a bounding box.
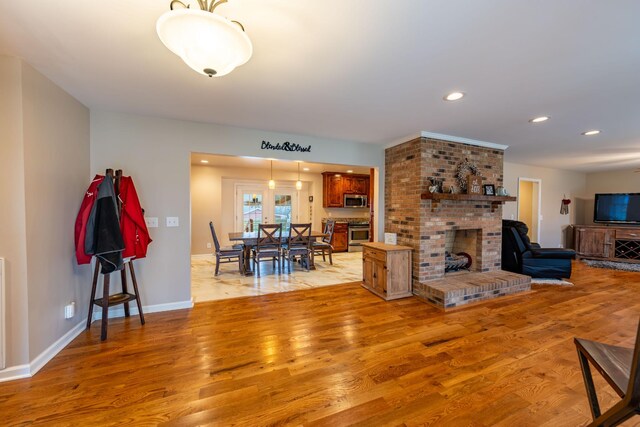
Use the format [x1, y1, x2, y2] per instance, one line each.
[593, 193, 640, 224]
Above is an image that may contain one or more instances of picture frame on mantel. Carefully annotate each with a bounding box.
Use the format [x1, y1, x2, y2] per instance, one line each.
[483, 184, 495, 196]
[467, 176, 482, 195]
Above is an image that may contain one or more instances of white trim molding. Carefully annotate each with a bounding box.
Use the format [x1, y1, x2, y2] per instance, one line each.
[385, 131, 509, 151]
[91, 299, 194, 322]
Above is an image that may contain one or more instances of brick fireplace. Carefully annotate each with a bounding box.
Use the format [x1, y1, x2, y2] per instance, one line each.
[385, 134, 530, 309]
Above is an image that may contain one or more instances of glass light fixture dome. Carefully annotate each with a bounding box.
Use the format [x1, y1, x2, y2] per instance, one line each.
[156, 2, 252, 77]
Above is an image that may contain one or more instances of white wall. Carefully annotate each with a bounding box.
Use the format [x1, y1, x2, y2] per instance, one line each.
[91, 111, 383, 306]
[503, 161, 587, 248]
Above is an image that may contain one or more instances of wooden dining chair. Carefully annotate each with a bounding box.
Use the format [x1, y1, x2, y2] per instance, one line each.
[252, 223, 282, 277]
[312, 219, 335, 265]
[574, 318, 640, 426]
[282, 223, 312, 272]
[209, 222, 244, 275]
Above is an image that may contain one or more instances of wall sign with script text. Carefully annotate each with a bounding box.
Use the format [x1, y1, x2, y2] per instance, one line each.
[261, 140, 311, 153]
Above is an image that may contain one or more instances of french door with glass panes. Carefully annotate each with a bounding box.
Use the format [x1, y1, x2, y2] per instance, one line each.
[235, 185, 299, 233]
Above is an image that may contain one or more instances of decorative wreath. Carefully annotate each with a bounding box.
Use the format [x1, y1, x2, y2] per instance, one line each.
[455, 159, 482, 192]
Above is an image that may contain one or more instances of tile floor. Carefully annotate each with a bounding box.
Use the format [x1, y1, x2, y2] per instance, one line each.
[191, 251, 363, 302]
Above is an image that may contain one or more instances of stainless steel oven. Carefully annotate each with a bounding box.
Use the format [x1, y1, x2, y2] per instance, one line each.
[344, 194, 367, 208]
[348, 223, 370, 252]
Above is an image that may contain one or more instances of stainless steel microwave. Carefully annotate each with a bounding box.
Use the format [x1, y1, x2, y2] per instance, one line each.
[344, 194, 367, 208]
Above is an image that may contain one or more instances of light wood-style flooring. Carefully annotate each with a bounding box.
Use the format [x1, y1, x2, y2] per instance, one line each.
[1, 261, 640, 426]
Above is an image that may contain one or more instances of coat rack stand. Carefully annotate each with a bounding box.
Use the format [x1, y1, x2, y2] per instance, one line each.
[86, 169, 145, 341]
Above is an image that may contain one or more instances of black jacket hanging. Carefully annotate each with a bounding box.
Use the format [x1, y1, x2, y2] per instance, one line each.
[85, 175, 125, 273]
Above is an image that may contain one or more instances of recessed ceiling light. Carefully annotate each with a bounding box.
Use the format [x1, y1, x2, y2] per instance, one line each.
[444, 91, 465, 101]
[582, 130, 601, 136]
[529, 116, 550, 123]
[200, 160, 209, 163]
[346, 170, 353, 173]
[302, 167, 310, 171]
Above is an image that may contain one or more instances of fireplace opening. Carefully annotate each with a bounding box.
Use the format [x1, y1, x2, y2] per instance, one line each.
[444, 229, 481, 274]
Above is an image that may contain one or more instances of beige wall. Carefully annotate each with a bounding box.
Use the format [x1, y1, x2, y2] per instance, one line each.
[0, 57, 90, 373]
[583, 168, 640, 224]
[21, 63, 91, 360]
[0, 56, 30, 368]
[518, 180, 533, 239]
[91, 111, 383, 307]
[503, 161, 587, 248]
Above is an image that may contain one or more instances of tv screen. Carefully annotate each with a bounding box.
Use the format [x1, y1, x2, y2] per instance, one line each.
[594, 193, 640, 223]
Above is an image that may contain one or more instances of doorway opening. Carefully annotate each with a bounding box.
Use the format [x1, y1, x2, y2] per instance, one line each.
[517, 177, 541, 244]
[189, 153, 378, 303]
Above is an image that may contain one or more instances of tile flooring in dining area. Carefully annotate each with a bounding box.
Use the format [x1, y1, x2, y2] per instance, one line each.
[191, 251, 363, 302]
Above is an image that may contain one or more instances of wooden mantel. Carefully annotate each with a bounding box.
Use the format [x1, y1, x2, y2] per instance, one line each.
[421, 192, 517, 212]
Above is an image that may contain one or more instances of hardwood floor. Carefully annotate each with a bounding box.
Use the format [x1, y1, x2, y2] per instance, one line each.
[1, 261, 640, 426]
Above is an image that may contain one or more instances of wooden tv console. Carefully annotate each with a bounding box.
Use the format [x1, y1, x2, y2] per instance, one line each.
[574, 225, 640, 263]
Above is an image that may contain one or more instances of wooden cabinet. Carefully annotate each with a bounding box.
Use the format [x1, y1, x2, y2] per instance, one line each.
[323, 221, 349, 252]
[323, 173, 344, 207]
[575, 225, 640, 263]
[362, 242, 413, 300]
[322, 172, 370, 208]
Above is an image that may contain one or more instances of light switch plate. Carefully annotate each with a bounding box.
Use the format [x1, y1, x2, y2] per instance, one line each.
[145, 217, 158, 228]
[166, 217, 179, 227]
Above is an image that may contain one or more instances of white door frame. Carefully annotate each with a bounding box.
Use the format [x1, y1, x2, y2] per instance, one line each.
[234, 182, 300, 231]
[517, 177, 542, 244]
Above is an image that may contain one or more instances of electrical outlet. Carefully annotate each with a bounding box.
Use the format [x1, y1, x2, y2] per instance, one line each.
[64, 301, 75, 319]
[145, 217, 158, 228]
[166, 217, 179, 227]
[206, 242, 212, 249]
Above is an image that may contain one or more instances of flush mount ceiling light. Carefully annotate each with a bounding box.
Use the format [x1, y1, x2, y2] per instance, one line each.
[156, 0, 252, 77]
[200, 159, 209, 163]
[529, 116, 550, 123]
[582, 130, 601, 136]
[443, 91, 465, 101]
[303, 167, 310, 172]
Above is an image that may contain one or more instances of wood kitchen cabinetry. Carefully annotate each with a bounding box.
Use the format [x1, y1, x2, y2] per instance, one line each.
[574, 225, 640, 263]
[362, 242, 413, 300]
[322, 172, 370, 208]
[322, 221, 349, 252]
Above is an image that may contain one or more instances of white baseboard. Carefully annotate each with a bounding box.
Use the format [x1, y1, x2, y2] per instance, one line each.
[0, 299, 193, 383]
[0, 363, 31, 382]
[90, 299, 194, 322]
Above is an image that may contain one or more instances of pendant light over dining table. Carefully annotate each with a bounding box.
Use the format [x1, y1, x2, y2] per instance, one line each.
[156, 0, 252, 77]
[268, 160, 276, 189]
[296, 162, 303, 190]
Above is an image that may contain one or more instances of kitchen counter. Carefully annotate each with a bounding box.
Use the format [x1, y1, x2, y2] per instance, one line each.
[322, 217, 370, 225]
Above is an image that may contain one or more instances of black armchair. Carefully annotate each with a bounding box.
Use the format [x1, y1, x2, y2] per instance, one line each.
[502, 219, 576, 279]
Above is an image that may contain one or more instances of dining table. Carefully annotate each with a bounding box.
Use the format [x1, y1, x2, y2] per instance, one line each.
[228, 230, 328, 275]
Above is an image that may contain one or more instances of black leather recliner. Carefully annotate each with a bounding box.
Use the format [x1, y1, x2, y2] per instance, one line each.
[502, 220, 576, 279]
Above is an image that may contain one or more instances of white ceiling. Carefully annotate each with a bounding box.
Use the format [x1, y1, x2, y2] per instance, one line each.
[1, 1, 639, 172]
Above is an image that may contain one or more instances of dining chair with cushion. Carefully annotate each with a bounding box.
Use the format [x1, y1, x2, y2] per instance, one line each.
[252, 223, 283, 277]
[209, 222, 244, 275]
[282, 223, 312, 273]
[312, 219, 335, 265]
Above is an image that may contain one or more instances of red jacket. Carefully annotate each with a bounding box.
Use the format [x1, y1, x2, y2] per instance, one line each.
[74, 175, 104, 265]
[119, 176, 152, 259]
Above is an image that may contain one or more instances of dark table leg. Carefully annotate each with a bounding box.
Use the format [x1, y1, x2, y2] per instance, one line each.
[243, 245, 253, 275]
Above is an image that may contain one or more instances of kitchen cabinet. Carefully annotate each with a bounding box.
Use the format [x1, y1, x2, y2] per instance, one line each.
[575, 225, 640, 262]
[323, 173, 344, 207]
[323, 221, 349, 252]
[362, 242, 412, 300]
[322, 172, 370, 208]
